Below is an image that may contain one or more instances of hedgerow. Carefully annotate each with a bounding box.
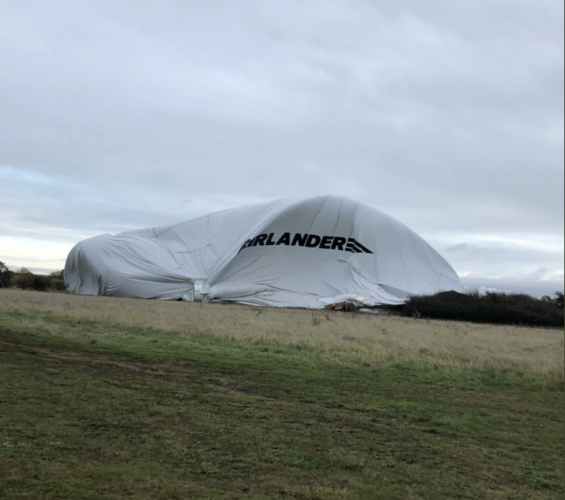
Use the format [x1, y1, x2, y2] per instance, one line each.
[402, 291, 564, 328]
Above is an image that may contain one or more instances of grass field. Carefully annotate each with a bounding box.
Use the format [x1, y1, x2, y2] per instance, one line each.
[0, 290, 563, 499]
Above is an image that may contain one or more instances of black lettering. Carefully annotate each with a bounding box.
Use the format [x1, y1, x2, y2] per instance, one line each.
[292, 234, 309, 247]
[253, 234, 268, 246]
[320, 236, 334, 250]
[346, 240, 363, 253]
[332, 237, 347, 251]
[276, 233, 291, 246]
[239, 239, 252, 253]
[306, 234, 322, 248]
[243, 232, 372, 254]
[350, 238, 374, 254]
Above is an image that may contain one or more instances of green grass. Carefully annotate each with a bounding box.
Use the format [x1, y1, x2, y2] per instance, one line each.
[0, 309, 563, 500]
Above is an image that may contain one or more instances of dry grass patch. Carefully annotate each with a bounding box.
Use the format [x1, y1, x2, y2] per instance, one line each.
[1, 289, 563, 382]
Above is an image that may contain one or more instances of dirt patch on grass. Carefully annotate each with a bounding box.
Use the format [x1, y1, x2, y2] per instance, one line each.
[0, 337, 187, 378]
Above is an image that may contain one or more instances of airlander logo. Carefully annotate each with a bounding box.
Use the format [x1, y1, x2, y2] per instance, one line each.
[239, 233, 374, 254]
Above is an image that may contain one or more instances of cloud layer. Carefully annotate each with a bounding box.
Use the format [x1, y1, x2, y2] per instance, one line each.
[1, 0, 563, 295]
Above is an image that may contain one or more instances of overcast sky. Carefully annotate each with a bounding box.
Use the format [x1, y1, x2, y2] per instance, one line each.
[1, 0, 563, 296]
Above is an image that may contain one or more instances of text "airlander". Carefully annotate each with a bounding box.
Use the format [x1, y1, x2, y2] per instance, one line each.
[239, 233, 374, 254]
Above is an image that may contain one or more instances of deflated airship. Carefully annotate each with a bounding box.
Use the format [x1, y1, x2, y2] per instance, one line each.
[65, 196, 465, 309]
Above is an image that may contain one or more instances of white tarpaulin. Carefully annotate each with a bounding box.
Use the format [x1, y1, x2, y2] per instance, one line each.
[64, 196, 465, 308]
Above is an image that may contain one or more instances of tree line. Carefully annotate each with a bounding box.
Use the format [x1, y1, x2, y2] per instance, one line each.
[402, 290, 564, 328]
[0, 262, 66, 292]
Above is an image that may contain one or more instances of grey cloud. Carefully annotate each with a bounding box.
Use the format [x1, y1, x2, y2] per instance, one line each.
[0, 0, 562, 291]
[436, 236, 564, 288]
[461, 278, 564, 299]
[446, 243, 475, 253]
[2, 255, 65, 265]
[26, 268, 64, 275]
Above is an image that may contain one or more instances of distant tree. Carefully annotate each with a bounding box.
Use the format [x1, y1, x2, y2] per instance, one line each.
[0, 261, 14, 288]
[50, 270, 66, 292]
[32, 274, 48, 292]
[542, 292, 564, 308]
[11, 267, 35, 290]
